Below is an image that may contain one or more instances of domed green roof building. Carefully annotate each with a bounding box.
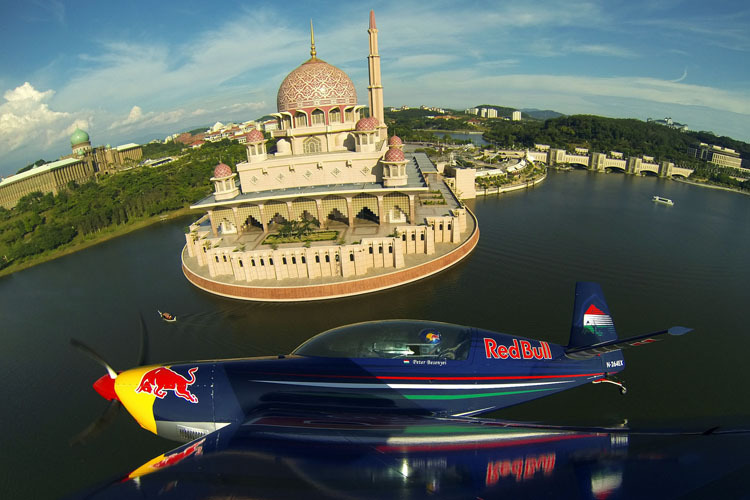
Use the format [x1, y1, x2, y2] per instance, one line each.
[70, 128, 90, 146]
[70, 128, 92, 155]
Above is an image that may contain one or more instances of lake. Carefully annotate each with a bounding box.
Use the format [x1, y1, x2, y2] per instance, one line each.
[1, 170, 748, 498]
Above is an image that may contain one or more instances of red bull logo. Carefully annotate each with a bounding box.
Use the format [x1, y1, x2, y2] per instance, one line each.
[136, 366, 199, 404]
[152, 438, 205, 469]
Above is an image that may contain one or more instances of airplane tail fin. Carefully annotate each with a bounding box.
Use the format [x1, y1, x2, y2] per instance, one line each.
[566, 282, 624, 370]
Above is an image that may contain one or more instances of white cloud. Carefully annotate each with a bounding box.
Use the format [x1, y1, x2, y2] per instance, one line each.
[0, 82, 71, 152]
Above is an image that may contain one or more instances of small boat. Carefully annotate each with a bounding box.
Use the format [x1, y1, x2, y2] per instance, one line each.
[158, 310, 177, 323]
[652, 195, 674, 206]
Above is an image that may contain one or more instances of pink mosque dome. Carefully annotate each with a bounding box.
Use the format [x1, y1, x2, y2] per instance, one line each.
[355, 116, 378, 131]
[388, 135, 402, 146]
[277, 58, 357, 113]
[384, 147, 405, 162]
[213, 163, 233, 178]
[246, 128, 264, 142]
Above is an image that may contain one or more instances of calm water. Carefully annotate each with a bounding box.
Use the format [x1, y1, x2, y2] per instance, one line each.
[432, 131, 490, 146]
[1, 170, 748, 499]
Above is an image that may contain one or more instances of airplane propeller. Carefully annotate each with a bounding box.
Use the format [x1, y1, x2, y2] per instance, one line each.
[70, 314, 150, 445]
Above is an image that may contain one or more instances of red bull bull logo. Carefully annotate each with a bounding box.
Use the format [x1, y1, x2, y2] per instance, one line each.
[136, 366, 199, 403]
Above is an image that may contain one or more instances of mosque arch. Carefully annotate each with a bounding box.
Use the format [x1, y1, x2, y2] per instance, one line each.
[282, 115, 292, 130]
[328, 107, 341, 123]
[344, 107, 355, 123]
[290, 197, 318, 222]
[353, 193, 379, 224]
[237, 205, 263, 230]
[295, 112, 308, 128]
[384, 192, 409, 223]
[264, 201, 290, 226]
[321, 195, 348, 224]
[311, 108, 325, 125]
[303, 136, 322, 154]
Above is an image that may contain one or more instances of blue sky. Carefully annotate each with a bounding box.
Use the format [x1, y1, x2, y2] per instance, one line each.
[1, 0, 749, 176]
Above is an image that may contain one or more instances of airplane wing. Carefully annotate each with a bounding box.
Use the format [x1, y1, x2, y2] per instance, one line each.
[71, 409, 750, 500]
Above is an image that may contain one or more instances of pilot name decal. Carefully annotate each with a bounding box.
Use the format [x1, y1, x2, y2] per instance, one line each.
[483, 338, 552, 360]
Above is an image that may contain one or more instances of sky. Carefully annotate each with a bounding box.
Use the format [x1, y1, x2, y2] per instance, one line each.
[1, 0, 749, 177]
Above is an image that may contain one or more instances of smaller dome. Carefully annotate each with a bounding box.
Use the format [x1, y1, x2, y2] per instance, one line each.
[246, 129, 264, 142]
[388, 135, 402, 146]
[213, 163, 232, 178]
[384, 147, 405, 162]
[71, 128, 90, 146]
[355, 117, 378, 131]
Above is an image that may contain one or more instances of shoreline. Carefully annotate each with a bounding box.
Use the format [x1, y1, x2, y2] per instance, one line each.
[0, 207, 200, 277]
[672, 177, 750, 196]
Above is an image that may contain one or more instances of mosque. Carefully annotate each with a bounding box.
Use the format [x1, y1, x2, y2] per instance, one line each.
[182, 11, 479, 301]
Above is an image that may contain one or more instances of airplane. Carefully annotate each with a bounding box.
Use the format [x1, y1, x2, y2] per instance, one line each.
[71, 281, 701, 495]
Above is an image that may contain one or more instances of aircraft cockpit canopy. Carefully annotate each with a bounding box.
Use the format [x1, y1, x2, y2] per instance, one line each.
[293, 320, 472, 360]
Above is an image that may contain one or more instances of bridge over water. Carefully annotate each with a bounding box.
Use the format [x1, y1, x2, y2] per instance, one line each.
[527, 148, 693, 178]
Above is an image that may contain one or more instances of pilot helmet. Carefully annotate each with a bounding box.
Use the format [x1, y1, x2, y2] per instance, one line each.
[421, 329, 441, 344]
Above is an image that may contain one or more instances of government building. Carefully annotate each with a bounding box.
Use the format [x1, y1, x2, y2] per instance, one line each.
[182, 11, 479, 301]
[0, 128, 142, 209]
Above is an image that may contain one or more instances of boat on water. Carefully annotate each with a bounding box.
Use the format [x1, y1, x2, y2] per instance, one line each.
[158, 310, 176, 323]
[652, 195, 674, 206]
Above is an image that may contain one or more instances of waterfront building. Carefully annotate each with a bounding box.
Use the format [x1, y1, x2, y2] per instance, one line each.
[687, 143, 743, 169]
[182, 11, 478, 301]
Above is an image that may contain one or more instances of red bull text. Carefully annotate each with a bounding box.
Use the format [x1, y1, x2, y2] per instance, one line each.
[483, 338, 552, 360]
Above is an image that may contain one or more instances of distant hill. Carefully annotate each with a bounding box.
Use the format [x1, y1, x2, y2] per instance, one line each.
[522, 109, 565, 120]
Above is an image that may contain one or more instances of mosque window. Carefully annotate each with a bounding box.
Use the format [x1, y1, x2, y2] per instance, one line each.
[389, 246, 393, 253]
[292, 256, 296, 264]
[369, 247, 373, 254]
[411, 233, 416, 241]
[315, 255, 320, 263]
[349, 253, 354, 262]
[251, 259, 256, 266]
[379, 246, 383, 254]
[325, 255, 330, 263]
[344, 107, 354, 122]
[282, 257, 287, 265]
[402, 234, 406, 241]
[270, 258, 274, 265]
[335, 254, 340, 262]
[239, 260, 244, 268]
[223, 255, 227, 262]
[302, 256, 306, 264]
[448, 223, 452, 230]
[295, 112, 308, 127]
[304, 137, 322, 154]
[215, 256, 219, 262]
[329, 108, 341, 123]
[312, 109, 325, 125]
[420, 233, 425, 241]
[260, 258, 265, 266]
